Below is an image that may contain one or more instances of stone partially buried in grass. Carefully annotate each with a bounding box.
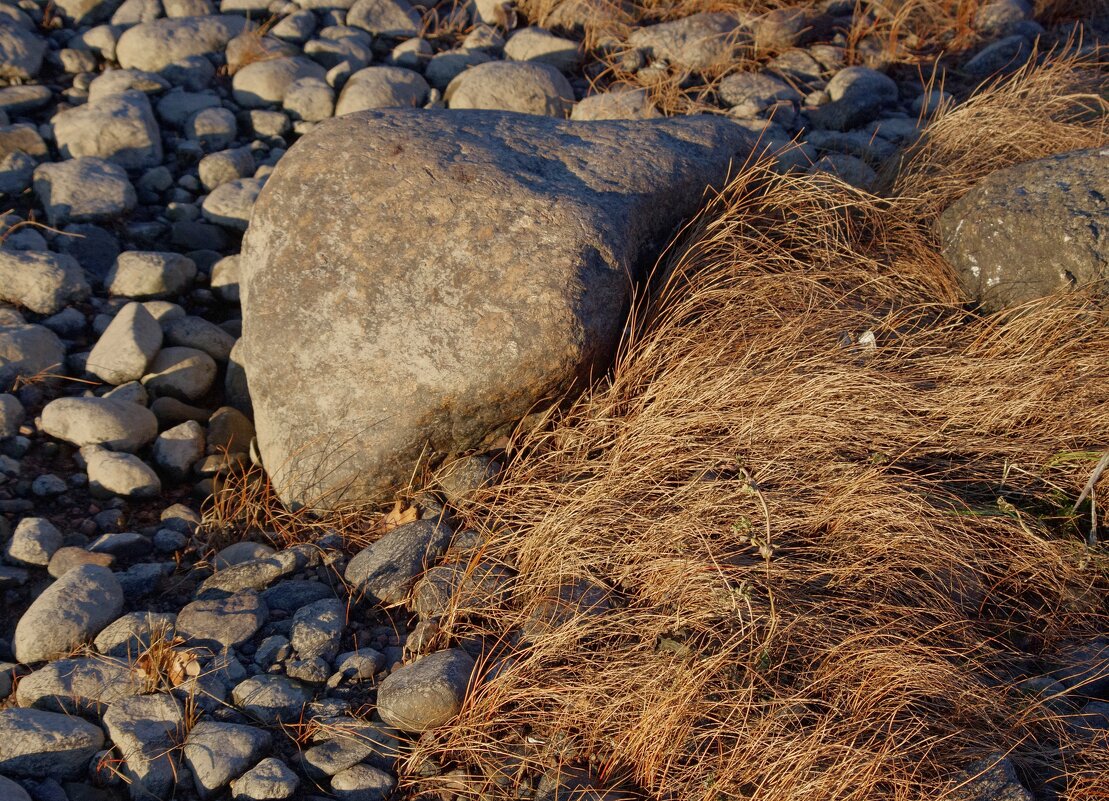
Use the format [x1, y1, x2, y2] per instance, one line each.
[375, 647, 474, 732]
[240, 108, 752, 508]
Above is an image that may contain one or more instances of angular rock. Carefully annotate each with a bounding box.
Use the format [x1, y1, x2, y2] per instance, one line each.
[375, 648, 474, 732]
[14, 564, 125, 663]
[5, 517, 63, 567]
[183, 720, 271, 799]
[86, 301, 163, 385]
[937, 148, 1108, 311]
[152, 420, 206, 480]
[103, 693, 184, 801]
[240, 108, 750, 506]
[0, 708, 105, 779]
[445, 60, 573, 116]
[0, 250, 89, 316]
[52, 91, 163, 169]
[41, 396, 158, 452]
[33, 158, 137, 227]
[230, 756, 299, 800]
[299, 720, 398, 777]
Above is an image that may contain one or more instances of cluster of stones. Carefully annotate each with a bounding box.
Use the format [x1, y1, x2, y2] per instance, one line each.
[0, 0, 1106, 798]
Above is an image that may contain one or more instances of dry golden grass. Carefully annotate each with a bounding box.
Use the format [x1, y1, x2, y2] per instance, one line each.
[395, 53, 1109, 801]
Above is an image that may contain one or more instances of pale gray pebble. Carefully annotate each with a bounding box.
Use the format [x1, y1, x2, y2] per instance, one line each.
[231, 756, 300, 800]
[163, 314, 238, 361]
[210, 255, 241, 303]
[231, 674, 314, 724]
[0, 323, 65, 389]
[424, 48, 492, 91]
[291, 597, 345, 662]
[87, 67, 170, 103]
[286, 656, 331, 684]
[331, 763, 396, 801]
[202, 176, 267, 230]
[299, 719, 399, 778]
[183, 720, 272, 799]
[77, 438, 153, 501]
[254, 634, 292, 668]
[105, 250, 198, 299]
[233, 56, 328, 109]
[504, 26, 581, 74]
[214, 540, 277, 569]
[86, 301, 163, 385]
[41, 395, 158, 452]
[5, 517, 63, 566]
[157, 89, 221, 129]
[142, 345, 217, 402]
[187, 105, 238, 151]
[14, 564, 124, 663]
[103, 380, 149, 405]
[328, 649, 385, 686]
[199, 146, 256, 192]
[284, 77, 335, 121]
[249, 109, 291, 138]
[152, 419, 206, 481]
[347, 0, 421, 37]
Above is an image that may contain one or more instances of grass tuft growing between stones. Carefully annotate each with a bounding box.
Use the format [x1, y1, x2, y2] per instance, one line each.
[397, 53, 1109, 801]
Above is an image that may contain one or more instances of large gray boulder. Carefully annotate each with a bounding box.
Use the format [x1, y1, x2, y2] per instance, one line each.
[937, 148, 1108, 311]
[0, 708, 105, 779]
[116, 15, 251, 72]
[240, 108, 751, 508]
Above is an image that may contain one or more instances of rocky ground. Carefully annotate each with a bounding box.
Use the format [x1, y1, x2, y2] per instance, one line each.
[0, 0, 1107, 799]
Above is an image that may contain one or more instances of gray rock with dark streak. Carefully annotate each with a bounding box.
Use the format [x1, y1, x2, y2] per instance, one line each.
[937, 148, 1108, 311]
[375, 648, 474, 732]
[240, 108, 751, 507]
[103, 693, 184, 801]
[344, 519, 454, 604]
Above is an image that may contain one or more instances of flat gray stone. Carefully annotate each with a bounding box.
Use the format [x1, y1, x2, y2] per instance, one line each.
[52, 90, 163, 169]
[14, 564, 125, 663]
[375, 648, 474, 732]
[299, 720, 398, 777]
[330, 763, 395, 800]
[0, 249, 90, 315]
[232, 57, 327, 108]
[15, 656, 145, 716]
[142, 345, 217, 401]
[626, 12, 742, 71]
[202, 177, 267, 230]
[183, 720, 271, 799]
[94, 610, 177, 657]
[570, 88, 659, 121]
[346, 0, 420, 37]
[231, 674, 313, 723]
[177, 590, 268, 650]
[504, 26, 580, 73]
[33, 157, 137, 226]
[103, 693, 184, 801]
[240, 108, 750, 507]
[937, 148, 1108, 311]
[0, 708, 105, 779]
[152, 419, 206, 481]
[41, 396, 158, 452]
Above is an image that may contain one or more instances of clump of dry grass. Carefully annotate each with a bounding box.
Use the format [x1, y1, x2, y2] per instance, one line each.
[400, 54, 1109, 801]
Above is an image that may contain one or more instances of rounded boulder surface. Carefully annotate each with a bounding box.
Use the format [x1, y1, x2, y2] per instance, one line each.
[41, 395, 158, 452]
[445, 60, 574, 117]
[239, 108, 752, 508]
[86, 301, 163, 385]
[0, 323, 65, 388]
[937, 147, 1108, 310]
[334, 66, 429, 116]
[0, 708, 105, 779]
[0, 249, 90, 316]
[14, 564, 125, 663]
[375, 648, 475, 732]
